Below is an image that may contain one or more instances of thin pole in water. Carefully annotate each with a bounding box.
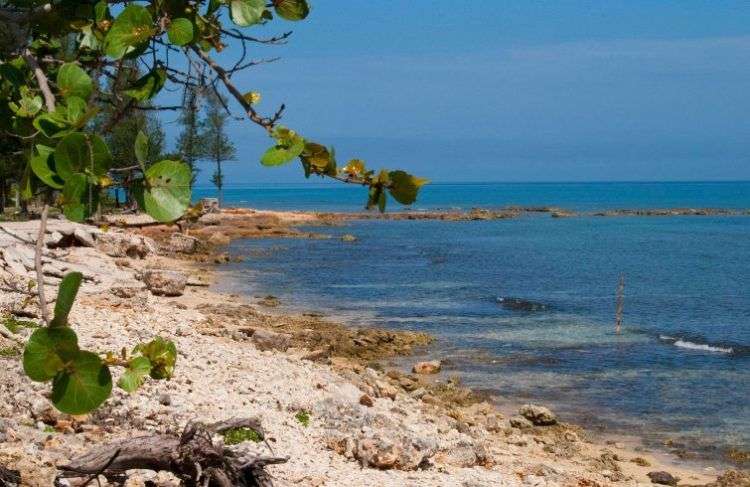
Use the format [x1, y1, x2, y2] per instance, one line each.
[615, 274, 625, 335]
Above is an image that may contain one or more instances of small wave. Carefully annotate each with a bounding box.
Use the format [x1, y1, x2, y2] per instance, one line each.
[659, 335, 735, 354]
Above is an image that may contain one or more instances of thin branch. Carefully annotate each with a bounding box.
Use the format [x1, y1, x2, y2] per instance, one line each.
[220, 29, 293, 45]
[34, 205, 50, 325]
[22, 49, 55, 112]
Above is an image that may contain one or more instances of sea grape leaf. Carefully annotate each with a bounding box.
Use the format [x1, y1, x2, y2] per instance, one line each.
[230, 0, 265, 26]
[105, 5, 155, 59]
[167, 17, 194, 46]
[133, 160, 191, 222]
[33, 112, 71, 138]
[51, 350, 112, 414]
[30, 145, 64, 189]
[299, 142, 329, 170]
[61, 173, 97, 222]
[261, 128, 305, 166]
[50, 272, 83, 328]
[273, 0, 310, 20]
[54, 132, 112, 181]
[23, 327, 79, 382]
[117, 356, 152, 392]
[56, 63, 93, 100]
[387, 170, 428, 205]
[66, 96, 87, 123]
[134, 130, 148, 166]
[124, 68, 166, 101]
[10, 95, 42, 118]
[134, 337, 177, 380]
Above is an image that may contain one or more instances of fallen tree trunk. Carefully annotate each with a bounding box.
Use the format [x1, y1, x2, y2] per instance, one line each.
[56, 418, 288, 487]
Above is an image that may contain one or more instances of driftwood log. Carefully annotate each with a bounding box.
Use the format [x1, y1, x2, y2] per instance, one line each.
[56, 418, 288, 487]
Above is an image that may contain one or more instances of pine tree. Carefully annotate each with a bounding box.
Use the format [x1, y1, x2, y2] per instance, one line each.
[202, 93, 236, 206]
[177, 84, 205, 184]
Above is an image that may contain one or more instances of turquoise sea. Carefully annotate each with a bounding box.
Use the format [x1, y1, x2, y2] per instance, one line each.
[207, 182, 750, 464]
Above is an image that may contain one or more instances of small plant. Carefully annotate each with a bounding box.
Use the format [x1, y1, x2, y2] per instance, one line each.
[22, 273, 177, 414]
[294, 410, 311, 427]
[221, 426, 264, 445]
[3, 316, 39, 334]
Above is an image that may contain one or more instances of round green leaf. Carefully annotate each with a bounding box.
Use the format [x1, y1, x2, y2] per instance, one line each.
[167, 17, 194, 46]
[117, 356, 152, 392]
[51, 351, 112, 415]
[273, 0, 310, 20]
[387, 171, 427, 205]
[231, 0, 265, 26]
[261, 137, 305, 166]
[133, 160, 192, 222]
[57, 63, 93, 100]
[23, 327, 79, 382]
[30, 145, 64, 189]
[55, 132, 112, 181]
[124, 68, 166, 101]
[61, 173, 98, 222]
[10, 96, 43, 118]
[105, 5, 155, 59]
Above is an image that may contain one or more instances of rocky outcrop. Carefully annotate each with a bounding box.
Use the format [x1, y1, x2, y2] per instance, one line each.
[141, 269, 187, 296]
[96, 232, 157, 259]
[240, 327, 292, 351]
[519, 404, 557, 426]
[168, 233, 200, 254]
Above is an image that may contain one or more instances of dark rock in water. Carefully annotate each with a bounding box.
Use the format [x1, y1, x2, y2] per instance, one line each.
[647, 471, 679, 486]
[497, 297, 548, 312]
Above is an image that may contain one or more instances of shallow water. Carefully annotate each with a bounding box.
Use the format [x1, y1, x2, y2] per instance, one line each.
[216, 182, 750, 463]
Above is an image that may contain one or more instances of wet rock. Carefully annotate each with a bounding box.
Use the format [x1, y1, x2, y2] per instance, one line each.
[497, 297, 548, 312]
[258, 295, 280, 307]
[142, 270, 187, 297]
[647, 471, 679, 486]
[519, 404, 557, 426]
[412, 360, 441, 375]
[509, 415, 534, 429]
[241, 328, 292, 351]
[168, 233, 200, 254]
[341, 234, 358, 242]
[207, 232, 231, 246]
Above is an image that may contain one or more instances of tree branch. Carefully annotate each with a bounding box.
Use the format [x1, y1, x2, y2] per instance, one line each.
[34, 204, 50, 325]
[22, 49, 56, 112]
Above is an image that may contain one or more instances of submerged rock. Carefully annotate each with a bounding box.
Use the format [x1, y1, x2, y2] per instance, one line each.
[412, 360, 441, 375]
[519, 404, 557, 426]
[497, 297, 548, 312]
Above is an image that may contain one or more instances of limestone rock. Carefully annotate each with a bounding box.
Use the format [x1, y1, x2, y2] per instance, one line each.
[207, 232, 231, 246]
[96, 232, 156, 258]
[412, 360, 441, 375]
[509, 415, 534, 429]
[519, 404, 557, 426]
[241, 328, 292, 351]
[142, 270, 187, 297]
[168, 233, 200, 254]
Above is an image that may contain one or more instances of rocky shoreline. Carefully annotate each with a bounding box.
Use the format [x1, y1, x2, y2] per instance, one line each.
[0, 210, 747, 486]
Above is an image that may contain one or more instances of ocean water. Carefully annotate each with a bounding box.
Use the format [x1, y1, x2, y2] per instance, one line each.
[215, 182, 750, 464]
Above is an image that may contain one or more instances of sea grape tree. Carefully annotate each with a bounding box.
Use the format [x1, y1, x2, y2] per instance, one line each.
[0, 0, 426, 413]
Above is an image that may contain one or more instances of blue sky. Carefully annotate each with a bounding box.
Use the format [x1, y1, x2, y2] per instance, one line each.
[159, 1, 750, 184]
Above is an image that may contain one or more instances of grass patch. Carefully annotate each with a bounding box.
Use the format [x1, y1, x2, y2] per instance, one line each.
[0, 346, 19, 357]
[43, 425, 55, 433]
[295, 410, 310, 427]
[221, 427, 263, 445]
[3, 316, 39, 334]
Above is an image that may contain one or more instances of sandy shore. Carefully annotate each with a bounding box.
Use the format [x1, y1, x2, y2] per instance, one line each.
[0, 210, 746, 486]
